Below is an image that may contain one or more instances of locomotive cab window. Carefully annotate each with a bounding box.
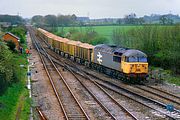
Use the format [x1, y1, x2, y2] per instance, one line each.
[126, 56, 147, 62]
[113, 56, 121, 62]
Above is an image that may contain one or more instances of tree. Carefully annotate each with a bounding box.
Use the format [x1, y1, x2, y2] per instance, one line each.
[11, 26, 26, 43]
[31, 15, 44, 27]
[138, 17, 145, 25]
[167, 18, 174, 25]
[57, 15, 75, 27]
[0, 15, 23, 25]
[117, 19, 122, 25]
[124, 13, 138, 25]
[44, 15, 57, 27]
[0, 41, 14, 93]
[159, 15, 168, 25]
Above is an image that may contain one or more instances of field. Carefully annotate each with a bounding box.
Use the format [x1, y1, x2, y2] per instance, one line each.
[58, 26, 140, 40]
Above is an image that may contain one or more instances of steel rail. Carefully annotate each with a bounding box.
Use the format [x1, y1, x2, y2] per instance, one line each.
[34, 35, 180, 119]
[28, 27, 69, 120]
[33, 27, 179, 119]
[65, 65, 117, 120]
[135, 85, 180, 106]
[96, 81, 178, 120]
[30, 28, 90, 120]
[38, 39, 138, 120]
[36, 107, 48, 120]
[34, 28, 117, 120]
[146, 85, 180, 99]
[69, 65, 138, 120]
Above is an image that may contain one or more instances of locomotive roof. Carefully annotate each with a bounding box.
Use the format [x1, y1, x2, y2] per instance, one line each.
[95, 44, 147, 57]
[94, 44, 128, 55]
[123, 50, 147, 57]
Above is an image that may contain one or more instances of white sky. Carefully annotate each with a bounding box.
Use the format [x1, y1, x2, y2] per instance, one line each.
[0, 0, 179, 18]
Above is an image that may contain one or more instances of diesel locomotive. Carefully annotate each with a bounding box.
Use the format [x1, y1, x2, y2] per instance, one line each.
[36, 28, 148, 82]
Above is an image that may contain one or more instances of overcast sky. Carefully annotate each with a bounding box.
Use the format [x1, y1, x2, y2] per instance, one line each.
[0, 0, 180, 18]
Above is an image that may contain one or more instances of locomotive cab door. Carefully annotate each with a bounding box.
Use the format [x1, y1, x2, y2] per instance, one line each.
[121, 56, 126, 71]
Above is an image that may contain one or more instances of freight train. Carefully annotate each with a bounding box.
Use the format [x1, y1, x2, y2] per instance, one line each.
[36, 28, 148, 82]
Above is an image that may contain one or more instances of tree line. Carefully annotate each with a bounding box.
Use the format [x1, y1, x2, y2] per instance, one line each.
[31, 14, 77, 29]
[112, 24, 180, 74]
[0, 15, 24, 25]
[116, 13, 176, 25]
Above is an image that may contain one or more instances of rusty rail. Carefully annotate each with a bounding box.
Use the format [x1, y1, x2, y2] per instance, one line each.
[36, 107, 48, 120]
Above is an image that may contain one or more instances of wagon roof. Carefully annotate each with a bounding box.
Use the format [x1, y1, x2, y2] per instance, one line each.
[53, 36, 64, 42]
[79, 43, 94, 49]
[62, 38, 70, 42]
[67, 40, 82, 45]
[38, 28, 94, 48]
[38, 28, 48, 34]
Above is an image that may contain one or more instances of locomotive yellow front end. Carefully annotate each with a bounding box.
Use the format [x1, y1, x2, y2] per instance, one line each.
[121, 50, 148, 79]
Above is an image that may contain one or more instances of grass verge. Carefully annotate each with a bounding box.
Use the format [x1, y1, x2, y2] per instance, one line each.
[149, 66, 180, 86]
[0, 51, 30, 120]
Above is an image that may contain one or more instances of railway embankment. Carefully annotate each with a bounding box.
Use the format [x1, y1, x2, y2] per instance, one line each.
[0, 33, 30, 120]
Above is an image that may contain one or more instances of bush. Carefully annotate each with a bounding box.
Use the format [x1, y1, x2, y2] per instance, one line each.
[90, 36, 108, 45]
[10, 26, 26, 44]
[0, 41, 19, 94]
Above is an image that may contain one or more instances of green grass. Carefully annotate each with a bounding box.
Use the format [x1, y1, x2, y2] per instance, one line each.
[58, 26, 140, 40]
[149, 67, 180, 86]
[0, 82, 24, 120]
[19, 90, 31, 120]
[0, 49, 30, 120]
[162, 70, 180, 86]
[167, 76, 180, 86]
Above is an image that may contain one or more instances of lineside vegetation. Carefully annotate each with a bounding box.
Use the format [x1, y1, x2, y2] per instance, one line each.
[53, 25, 180, 85]
[0, 26, 30, 119]
[112, 25, 180, 74]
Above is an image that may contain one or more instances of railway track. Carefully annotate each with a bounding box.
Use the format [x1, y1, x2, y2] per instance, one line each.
[40, 48, 180, 120]
[135, 85, 180, 109]
[34, 28, 140, 120]
[29, 27, 90, 120]
[43, 51, 180, 119]
[64, 65, 138, 120]
[146, 85, 180, 99]
[83, 71, 180, 119]
[31, 27, 180, 119]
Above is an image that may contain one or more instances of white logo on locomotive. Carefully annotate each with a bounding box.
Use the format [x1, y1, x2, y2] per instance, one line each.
[97, 52, 102, 64]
